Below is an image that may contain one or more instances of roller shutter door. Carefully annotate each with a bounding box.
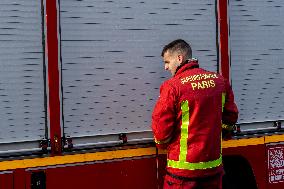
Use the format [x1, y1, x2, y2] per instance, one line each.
[229, 0, 284, 128]
[0, 0, 46, 152]
[59, 0, 218, 145]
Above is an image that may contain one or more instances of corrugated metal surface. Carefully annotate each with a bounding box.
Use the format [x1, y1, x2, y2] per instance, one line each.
[60, 0, 218, 141]
[0, 0, 45, 146]
[229, 0, 284, 124]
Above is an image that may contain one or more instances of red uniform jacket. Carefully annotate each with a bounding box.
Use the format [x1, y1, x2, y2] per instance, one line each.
[152, 60, 238, 178]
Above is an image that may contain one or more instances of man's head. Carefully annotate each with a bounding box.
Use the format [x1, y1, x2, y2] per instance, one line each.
[161, 39, 192, 76]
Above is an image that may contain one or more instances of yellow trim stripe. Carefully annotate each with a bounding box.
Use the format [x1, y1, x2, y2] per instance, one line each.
[0, 147, 156, 171]
[222, 134, 284, 148]
[222, 137, 264, 148]
[265, 134, 284, 144]
[1, 134, 284, 171]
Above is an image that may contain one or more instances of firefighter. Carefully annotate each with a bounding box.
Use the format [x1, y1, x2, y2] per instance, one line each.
[151, 39, 238, 189]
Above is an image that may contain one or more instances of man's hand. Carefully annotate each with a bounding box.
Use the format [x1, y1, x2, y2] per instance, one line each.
[222, 124, 235, 140]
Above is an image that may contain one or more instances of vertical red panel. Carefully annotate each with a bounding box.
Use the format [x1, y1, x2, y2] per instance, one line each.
[45, 0, 62, 155]
[25, 172, 31, 189]
[13, 169, 26, 189]
[0, 173, 13, 189]
[217, 0, 230, 81]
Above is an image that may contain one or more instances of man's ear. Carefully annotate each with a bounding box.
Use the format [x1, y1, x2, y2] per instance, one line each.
[177, 54, 184, 64]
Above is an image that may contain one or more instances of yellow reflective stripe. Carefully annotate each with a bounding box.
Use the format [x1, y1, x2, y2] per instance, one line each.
[168, 155, 222, 170]
[180, 100, 189, 161]
[222, 93, 226, 112]
[220, 93, 225, 156]
[167, 100, 222, 170]
[155, 137, 171, 145]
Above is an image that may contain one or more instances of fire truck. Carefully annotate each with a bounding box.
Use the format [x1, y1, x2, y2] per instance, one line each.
[0, 0, 284, 188]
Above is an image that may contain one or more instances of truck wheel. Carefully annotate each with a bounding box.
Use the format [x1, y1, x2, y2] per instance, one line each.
[223, 155, 258, 189]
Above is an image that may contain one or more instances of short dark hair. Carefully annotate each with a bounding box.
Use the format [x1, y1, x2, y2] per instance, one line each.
[161, 39, 192, 59]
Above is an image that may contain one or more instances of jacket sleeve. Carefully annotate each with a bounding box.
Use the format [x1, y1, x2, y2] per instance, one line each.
[151, 82, 177, 149]
[222, 79, 239, 125]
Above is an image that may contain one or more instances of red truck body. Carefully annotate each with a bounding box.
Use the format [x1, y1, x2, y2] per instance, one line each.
[0, 0, 284, 188]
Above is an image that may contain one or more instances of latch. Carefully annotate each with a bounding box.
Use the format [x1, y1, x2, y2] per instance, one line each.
[31, 171, 46, 189]
[234, 125, 241, 134]
[63, 136, 73, 151]
[274, 120, 282, 130]
[40, 137, 74, 153]
[40, 139, 50, 154]
[119, 133, 128, 144]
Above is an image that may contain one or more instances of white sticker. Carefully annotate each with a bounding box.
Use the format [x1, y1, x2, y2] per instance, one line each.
[268, 145, 284, 184]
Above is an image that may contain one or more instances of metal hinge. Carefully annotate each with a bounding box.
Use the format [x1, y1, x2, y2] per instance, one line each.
[40, 136, 74, 153]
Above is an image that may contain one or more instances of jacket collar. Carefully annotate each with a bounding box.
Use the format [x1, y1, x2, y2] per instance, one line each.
[175, 59, 199, 76]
